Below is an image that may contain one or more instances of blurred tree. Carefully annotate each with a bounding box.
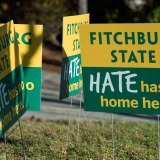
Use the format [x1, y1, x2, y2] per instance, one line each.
[147, 6, 160, 22]
[0, 0, 160, 47]
[0, 0, 78, 46]
[88, 0, 160, 23]
[88, 0, 131, 23]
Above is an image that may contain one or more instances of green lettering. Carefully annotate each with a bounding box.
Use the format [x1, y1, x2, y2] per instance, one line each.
[119, 50, 127, 62]
[9, 30, 14, 44]
[137, 50, 146, 63]
[90, 32, 96, 44]
[149, 50, 156, 63]
[15, 32, 20, 44]
[125, 32, 135, 44]
[137, 32, 145, 44]
[22, 32, 31, 45]
[128, 50, 138, 63]
[111, 50, 117, 62]
[148, 32, 158, 45]
[114, 32, 122, 44]
[0, 36, 6, 49]
[103, 32, 112, 44]
[98, 32, 102, 44]
[5, 34, 10, 46]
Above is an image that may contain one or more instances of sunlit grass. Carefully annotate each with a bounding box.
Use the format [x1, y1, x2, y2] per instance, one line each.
[0, 119, 158, 160]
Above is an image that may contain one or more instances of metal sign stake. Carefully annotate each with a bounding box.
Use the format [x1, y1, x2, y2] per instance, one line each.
[76, 91, 83, 143]
[65, 97, 73, 150]
[158, 115, 160, 160]
[3, 120, 26, 160]
[111, 113, 115, 160]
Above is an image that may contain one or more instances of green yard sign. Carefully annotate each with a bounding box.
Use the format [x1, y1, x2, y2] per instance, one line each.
[79, 24, 160, 114]
[59, 14, 89, 100]
[0, 20, 28, 135]
[14, 24, 43, 111]
[0, 24, 43, 111]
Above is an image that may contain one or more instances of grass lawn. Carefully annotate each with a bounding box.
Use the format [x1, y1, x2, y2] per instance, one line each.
[0, 118, 158, 160]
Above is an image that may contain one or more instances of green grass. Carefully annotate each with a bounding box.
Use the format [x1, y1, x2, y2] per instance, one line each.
[0, 118, 158, 160]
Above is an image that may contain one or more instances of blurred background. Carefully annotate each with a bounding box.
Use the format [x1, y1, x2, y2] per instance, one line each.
[0, 0, 160, 72]
[0, 0, 160, 121]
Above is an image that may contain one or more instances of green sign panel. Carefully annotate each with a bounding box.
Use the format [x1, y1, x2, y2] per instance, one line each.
[60, 54, 83, 99]
[79, 24, 160, 114]
[0, 20, 28, 135]
[0, 24, 43, 110]
[14, 24, 43, 111]
[23, 67, 41, 110]
[59, 14, 89, 100]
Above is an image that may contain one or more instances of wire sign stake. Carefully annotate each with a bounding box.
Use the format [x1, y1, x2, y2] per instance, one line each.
[3, 120, 26, 160]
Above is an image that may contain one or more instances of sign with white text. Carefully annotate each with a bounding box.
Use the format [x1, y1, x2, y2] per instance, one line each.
[0, 20, 28, 135]
[0, 24, 43, 110]
[59, 14, 89, 99]
[79, 24, 160, 114]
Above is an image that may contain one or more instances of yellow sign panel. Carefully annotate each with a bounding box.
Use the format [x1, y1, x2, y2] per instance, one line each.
[0, 20, 28, 134]
[0, 24, 43, 67]
[14, 24, 43, 67]
[14, 24, 43, 111]
[79, 24, 160, 68]
[63, 14, 89, 57]
[0, 22, 43, 111]
[0, 20, 20, 80]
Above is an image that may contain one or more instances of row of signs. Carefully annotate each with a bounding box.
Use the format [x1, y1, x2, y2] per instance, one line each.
[1, 14, 160, 135]
[60, 14, 89, 99]
[60, 14, 160, 115]
[0, 20, 43, 135]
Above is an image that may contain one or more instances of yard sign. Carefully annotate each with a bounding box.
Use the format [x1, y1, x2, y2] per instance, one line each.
[0, 24, 43, 111]
[59, 14, 89, 100]
[79, 24, 160, 114]
[0, 20, 28, 135]
[14, 24, 43, 111]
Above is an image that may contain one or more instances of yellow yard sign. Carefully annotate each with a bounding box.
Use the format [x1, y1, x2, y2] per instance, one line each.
[80, 24, 160, 68]
[63, 14, 89, 57]
[0, 23, 43, 110]
[79, 23, 160, 114]
[0, 20, 28, 135]
[59, 14, 89, 100]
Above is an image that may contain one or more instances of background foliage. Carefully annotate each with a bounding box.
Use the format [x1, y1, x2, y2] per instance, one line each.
[0, 0, 160, 46]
